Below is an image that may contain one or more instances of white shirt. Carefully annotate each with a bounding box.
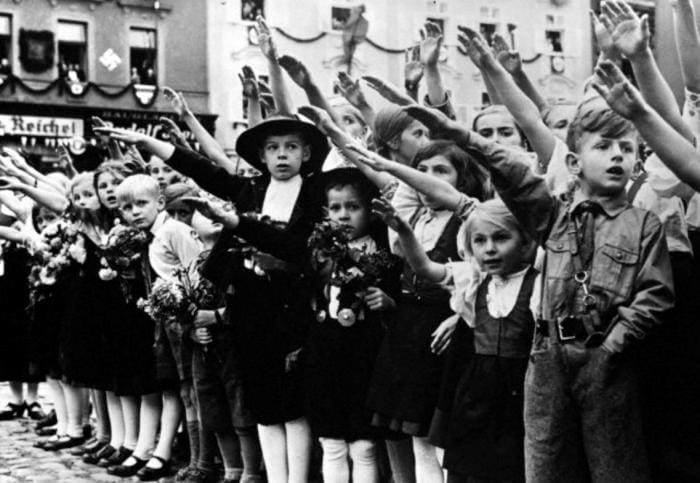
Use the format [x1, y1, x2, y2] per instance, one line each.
[149, 211, 203, 283]
[261, 174, 302, 223]
[412, 208, 452, 253]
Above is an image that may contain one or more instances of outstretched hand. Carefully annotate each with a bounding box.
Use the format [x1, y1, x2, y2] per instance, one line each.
[404, 45, 424, 90]
[159, 117, 190, 149]
[372, 197, 410, 233]
[298, 105, 336, 135]
[2, 147, 31, 173]
[256, 16, 278, 60]
[593, 60, 648, 119]
[180, 196, 238, 227]
[278, 55, 313, 89]
[336, 71, 368, 109]
[362, 75, 414, 106]
[600, 0, 650, 60]
[345, 143, 395, 172]
[0, 176, 23, 191]
[590, 10, 618, 60]
[92, 126, 149, 145]
[492, 34, 522, 74]
[163, 87, 191, 119]
[403, 104, 465, 141]
[420, 21, 443, 67]
[457, 26, 493, 69]
[239, 65, 260, 99]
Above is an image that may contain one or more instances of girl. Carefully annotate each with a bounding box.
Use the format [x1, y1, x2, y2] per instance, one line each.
[361, 151, 536, 482]
[472, 105, 528, 152]
[306, 168, 399, 483]
[355, 140, 492, 482]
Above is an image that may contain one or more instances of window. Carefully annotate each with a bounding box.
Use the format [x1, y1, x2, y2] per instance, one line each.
[129, 27, 157, 85]
[0, 15, 11, 75]
[58, 20, 87, 81]
[479, 23, 496, 47]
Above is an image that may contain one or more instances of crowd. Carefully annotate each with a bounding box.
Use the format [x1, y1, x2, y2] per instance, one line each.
[0, 1, 699, 482]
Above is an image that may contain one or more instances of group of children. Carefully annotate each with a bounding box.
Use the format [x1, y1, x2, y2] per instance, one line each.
[1, 3, 700, 482]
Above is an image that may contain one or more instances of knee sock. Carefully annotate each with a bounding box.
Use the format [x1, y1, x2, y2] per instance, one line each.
[149, 390, 180, 464]
[91, 389, 111, 443]
[106, 391, 125, 449]
[61, 382, 85, 438]
[349, 440, 379, 483]
[386, 438, 416, 483]
[257, 423, 288, 483]
[26, 382, 39, 405]
[320, 438, 350, 483]
[120, 395, 141, 450]
[197, 425, 218, 472]
[412, 436, 443, 483]
[236, 426, 262, 477]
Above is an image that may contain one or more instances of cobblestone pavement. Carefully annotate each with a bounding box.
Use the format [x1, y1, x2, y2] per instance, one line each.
[0, 382, 175, 483]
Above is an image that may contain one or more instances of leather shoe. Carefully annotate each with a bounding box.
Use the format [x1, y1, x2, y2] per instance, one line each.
[83, 444, 115, 464]
[25, 401, 46, 420]
[69, 437, 105, 456]
[107, 456, 147, 477]
[0, 402, 25, 420]
[42, 435, 86, 451]
[35, 426, 57, 437]
[137, 456, 172, 481]
[35, 409, 56, 429]
[97, 446, 132, 468]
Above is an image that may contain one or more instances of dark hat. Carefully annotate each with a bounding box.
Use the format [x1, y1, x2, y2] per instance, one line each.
[235, 115, 331, 177]
[163, 182, 198, 210]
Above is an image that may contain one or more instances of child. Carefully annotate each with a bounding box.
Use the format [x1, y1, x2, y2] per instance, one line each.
[107, 174, 201, 480]
[95, 113, 330, 483]
[404, 100, 674, 482]
[374, 192, 537, 482]
[355, 140, 491, 482]
[306, 168, 399, 483]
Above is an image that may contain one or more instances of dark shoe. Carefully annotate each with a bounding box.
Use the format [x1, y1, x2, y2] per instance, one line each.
[137, 456, 172, 481]
[82, 424, 93, 439]
[35, 426, 57, 437]
[42, 435, 86, 451]
[97, 446, 132, 468]
[69, 437, 105, 456]
[107, 456, 147, 477]
[83, 444, 116, 464]
[33, 437, 60, 449]
[25, 401, 46, 420]
[35, 409, 57, 429]
[177, 467, 218, 483]
[0, 402, 25, 420]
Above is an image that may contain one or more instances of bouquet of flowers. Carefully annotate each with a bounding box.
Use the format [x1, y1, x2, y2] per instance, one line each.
[308, 221, 399, 326]
[28, 220, 87, 305]
[98, 224, 153, 300]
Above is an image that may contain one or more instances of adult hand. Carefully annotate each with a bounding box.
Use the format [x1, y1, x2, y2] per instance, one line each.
[371, 197, 410, 233]
[159, 117, 190, 149]
[345, 142, 395, 171]
[492, 34, 522, 74]
[431, 313, 459, 355]
[0, 176, 22, 191]
[362, 75, 414, 106]
[92, 126, 149, 145]
[278, 55, 313, 89]
[364, 287, 396, 311]
[298, 105, 336, 135]
[163, 86, 192, 119]
[590, 10, 618, 60]
[403, 104, 464, 140]
[180, 196, 238, 227]
[2, 147, 32, 173]
[601, 0, 650, 60]
[457, 26, 493, 70]
[593, 60, 648, 119]
[256, 16, 278, 60]
[420, 21, 443, 67]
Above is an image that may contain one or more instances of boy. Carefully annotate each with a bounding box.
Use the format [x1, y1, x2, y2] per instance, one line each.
[111, 174, 203, 480]
[404, 101, 674, 482]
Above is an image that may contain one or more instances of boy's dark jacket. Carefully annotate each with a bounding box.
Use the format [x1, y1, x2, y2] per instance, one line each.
[165, 146, 323, 352]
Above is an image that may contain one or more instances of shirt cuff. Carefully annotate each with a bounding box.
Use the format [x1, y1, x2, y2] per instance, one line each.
[423, 91, 457, 120]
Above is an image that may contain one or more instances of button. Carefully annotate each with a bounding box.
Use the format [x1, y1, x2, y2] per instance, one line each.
[616, 252, 623, 260]
[556, 243, 563, 249]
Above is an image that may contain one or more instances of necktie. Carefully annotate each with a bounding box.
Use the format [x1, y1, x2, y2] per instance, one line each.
[575, 201, 599, 268]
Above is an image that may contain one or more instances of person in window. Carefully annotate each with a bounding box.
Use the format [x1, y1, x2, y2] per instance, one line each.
[130, 67, 141, 85]
[0, 58, 11, 76]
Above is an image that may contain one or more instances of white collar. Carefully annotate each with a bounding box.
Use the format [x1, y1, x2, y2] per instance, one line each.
[262, 174, 303, 223]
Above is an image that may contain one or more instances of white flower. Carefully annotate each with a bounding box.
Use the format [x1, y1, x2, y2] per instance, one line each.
[39, 266, 56, 286]
[68, 239, 87, 264]
[98, 267, 117, 281]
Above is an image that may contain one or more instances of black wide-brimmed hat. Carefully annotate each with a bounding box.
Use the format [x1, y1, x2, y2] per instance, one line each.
[235, 116, 331, 176]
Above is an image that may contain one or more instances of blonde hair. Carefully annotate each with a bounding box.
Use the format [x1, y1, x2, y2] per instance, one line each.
[69, 172, 95, 194]
[115, 174, 160, 204]
[457, 198, 536, 265]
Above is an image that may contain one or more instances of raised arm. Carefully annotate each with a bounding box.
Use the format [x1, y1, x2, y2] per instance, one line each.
[672, 0, 700, 93]
[420, 22, 456, 118]
[362, 74, 416, 107]
[0, 177, 69, 213]
[601, 0, 694, 142]
[163, 87, 237, 174]
[3, 149, 67, 195]
[372, 197, 446, 282]
[457, 26, 502, 105]
[346, 142, 466, 211]
[594, 60, 700, 192]
[298, 105, 394, 189]
[336, 71, 376, 126]
[256, 16, 293, 116]
[492, 34, 548, 114]
[464, 34, 557, 168]
[239, 65, 264, 127]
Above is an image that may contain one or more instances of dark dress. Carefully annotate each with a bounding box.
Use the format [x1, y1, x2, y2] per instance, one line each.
[58, 235, 113, 389]
[167, 147, 323, 425]
[366, 214, 462, 436]
[0, 243, 42, 382]
[443, 268, 536, 482]
[305, 240, 401, 441]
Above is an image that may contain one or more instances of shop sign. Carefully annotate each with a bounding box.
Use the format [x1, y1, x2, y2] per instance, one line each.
[0, 114, 84, 138]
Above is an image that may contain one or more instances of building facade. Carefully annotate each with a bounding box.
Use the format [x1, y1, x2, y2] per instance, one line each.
[207, 0, 596, 154]
[0, 0, 214, 165]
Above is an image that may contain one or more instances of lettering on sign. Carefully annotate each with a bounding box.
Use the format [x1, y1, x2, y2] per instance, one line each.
[0, 115, 84, 138]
